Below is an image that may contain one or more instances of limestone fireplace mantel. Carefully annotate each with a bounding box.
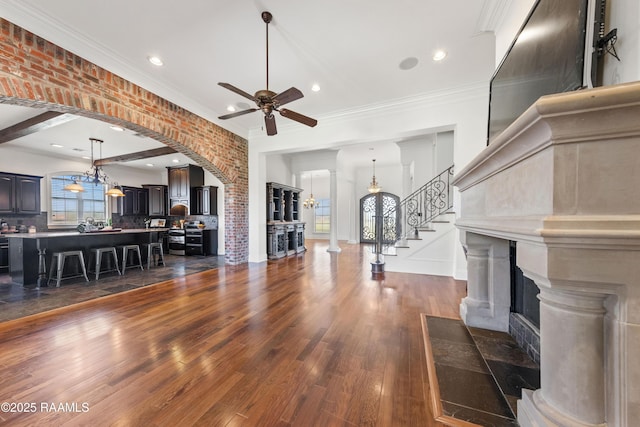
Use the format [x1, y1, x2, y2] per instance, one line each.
[453, 81, 640, 427]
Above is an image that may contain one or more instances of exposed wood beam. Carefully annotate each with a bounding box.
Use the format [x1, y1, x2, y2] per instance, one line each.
[0, 111, 77, 144]
[94, 146, 177, 165]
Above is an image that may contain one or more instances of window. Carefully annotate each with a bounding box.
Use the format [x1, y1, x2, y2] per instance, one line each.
[49, 174, 107, 226]
[314, 198, 330, 233]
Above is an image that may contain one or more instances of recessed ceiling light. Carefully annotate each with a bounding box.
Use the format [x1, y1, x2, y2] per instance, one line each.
[146, 163, 154, 167]
[148, 56, 164, 66]
[311, 83, 321, 92]
[172, 159, 180, 163]
[50, 143, 63, 148]
[110, 125, 125, 132]
[227, 105, 236, 112]
[399, 57, 419, 70]
[433, 50, 447, 61]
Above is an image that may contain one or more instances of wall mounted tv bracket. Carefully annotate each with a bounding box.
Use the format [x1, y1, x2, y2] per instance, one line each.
[597, 28, 620, 61]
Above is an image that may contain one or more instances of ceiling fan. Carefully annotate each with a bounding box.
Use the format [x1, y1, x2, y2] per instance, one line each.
[217, 11, 318, 136]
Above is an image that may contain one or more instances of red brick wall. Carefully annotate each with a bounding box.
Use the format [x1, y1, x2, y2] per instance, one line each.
[0, 19, 249, 264]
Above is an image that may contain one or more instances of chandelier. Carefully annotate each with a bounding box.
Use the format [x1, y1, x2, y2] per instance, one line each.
[64, 138, 124, 197]
[303, 173, 316, 209]
[368, 159, 382, 193]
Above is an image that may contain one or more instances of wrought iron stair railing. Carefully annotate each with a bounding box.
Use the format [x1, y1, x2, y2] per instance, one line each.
[380, 165, 454, 253]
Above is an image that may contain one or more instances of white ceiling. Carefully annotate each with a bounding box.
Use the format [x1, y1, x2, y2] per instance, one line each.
[0, 0, 502, 170]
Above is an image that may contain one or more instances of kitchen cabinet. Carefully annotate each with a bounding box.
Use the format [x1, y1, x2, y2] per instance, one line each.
[0, 236, 8, 272]
[168, 165, 204, 199]
[191, 186, 217, 215]
[167, 165, 204, 215]
[143, 185, 168, 216]
[0, 172, 42, 215]
[120, 186, 148, 216]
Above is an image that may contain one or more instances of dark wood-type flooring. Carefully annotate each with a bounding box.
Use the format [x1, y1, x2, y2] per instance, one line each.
[0, 240, 467, 426]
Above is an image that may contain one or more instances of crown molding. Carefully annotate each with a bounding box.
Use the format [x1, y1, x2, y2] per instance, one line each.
[476, 0, 511, 33]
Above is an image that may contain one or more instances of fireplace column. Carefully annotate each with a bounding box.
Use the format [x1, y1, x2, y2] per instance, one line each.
[519, 283, 607, 426]
[459, 231, 511, 332]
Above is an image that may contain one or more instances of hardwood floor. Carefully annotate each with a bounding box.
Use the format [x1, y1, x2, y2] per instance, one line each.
[0, 240, 467, 426]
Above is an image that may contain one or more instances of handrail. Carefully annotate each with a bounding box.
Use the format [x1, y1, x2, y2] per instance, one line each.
[379, 165, 454, 253]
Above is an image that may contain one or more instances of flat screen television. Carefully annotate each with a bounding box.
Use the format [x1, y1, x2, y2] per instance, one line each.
[487, 0, 606, 144]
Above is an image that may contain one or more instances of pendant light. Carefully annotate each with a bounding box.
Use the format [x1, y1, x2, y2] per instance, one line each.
[303, 174, 316, 209]
[63, 180, 84, 193]
[64, 137, 122, 196]
[106, 185, 125, 197]
[368, 159, 382, 193]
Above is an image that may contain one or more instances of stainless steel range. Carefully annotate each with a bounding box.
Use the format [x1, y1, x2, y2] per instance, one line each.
[167, 228, 186, 255]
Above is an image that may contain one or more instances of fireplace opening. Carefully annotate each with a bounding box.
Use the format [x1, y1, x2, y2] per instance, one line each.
[509, 241, 541, 363]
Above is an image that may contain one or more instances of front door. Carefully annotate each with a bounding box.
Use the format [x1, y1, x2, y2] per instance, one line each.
[359, 192, 400, 244]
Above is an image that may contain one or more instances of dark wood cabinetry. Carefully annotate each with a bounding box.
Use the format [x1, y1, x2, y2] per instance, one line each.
[266, 182, 305, 259]
[191, 186, 218, 215]
[120, 186, 148, 216]
[167, 165, 204, 215]
[0, 172, 41, 215]
[185, 229, 218, 256]
[143, 185, 168, 217]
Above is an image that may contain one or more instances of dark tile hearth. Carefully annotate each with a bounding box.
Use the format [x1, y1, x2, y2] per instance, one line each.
[424, 315, 540, 426]
[0, 254, 223, 323]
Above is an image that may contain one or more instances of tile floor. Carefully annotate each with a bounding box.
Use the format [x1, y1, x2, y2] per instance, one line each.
[425, 315, 540, 426]
[0, 254, 223, 323]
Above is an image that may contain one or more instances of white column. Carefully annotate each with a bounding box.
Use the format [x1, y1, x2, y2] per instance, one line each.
[519, 285, 607, 427]
[326, 169, 341, 252]
[458, 231, 511, 332]
[347, 179, 357, 244]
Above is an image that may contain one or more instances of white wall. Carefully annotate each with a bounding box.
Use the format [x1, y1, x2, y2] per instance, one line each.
[602, 0, 640, 85]
[265, 153, 292, 185]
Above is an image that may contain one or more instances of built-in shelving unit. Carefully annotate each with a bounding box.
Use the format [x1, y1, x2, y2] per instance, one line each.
[266, 182, 305, 259]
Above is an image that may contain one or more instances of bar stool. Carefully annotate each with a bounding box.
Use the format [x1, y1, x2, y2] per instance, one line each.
[144, 242, 165, 269]
[48, 250, 89, 287]
[89, 247, 121, 280]
[118, 244, 144, 274]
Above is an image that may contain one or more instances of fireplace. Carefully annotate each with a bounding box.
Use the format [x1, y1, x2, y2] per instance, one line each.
[453, 82, 640, 427]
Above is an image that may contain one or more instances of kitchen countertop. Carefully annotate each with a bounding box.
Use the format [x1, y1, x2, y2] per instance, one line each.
[4, 228, 169, 239]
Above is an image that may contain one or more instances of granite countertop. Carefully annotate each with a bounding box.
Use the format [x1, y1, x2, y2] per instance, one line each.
[4, 228, 169, 239]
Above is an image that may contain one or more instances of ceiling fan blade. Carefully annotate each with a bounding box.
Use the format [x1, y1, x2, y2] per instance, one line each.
[279, 109, 318, 127]
[218, 82, 257, 102]
[272, 87, 303, 107]
[264, 114, 277, 136]
[218, 108, 259, 120]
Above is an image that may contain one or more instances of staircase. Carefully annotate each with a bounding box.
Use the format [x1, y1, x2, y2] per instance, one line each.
[378, 166, 457, 276]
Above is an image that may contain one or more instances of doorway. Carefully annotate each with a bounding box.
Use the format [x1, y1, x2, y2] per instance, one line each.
[359, 192, 400, 244]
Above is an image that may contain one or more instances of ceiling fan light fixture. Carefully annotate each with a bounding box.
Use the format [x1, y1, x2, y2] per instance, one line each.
[216, 11, 317, 135]
[311, 83, 321, 92]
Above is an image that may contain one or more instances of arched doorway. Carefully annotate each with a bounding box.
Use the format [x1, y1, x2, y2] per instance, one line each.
[359, 192, 400, 244]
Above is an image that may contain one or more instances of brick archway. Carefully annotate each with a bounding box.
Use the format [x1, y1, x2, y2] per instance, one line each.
[0, 19, 248, 264]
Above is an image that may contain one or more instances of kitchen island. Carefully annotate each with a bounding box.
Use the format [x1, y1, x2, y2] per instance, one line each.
[6, 228, 168, 288]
